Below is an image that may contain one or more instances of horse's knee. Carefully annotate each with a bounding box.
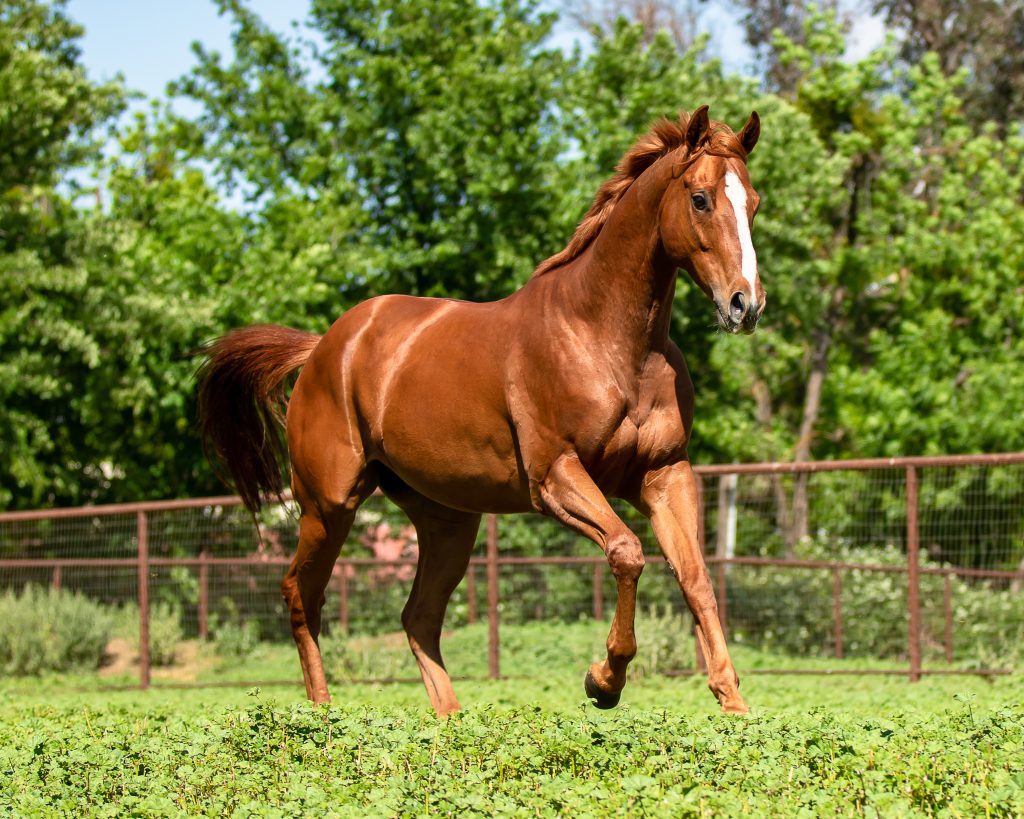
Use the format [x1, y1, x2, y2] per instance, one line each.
[606, 532, 644, 580]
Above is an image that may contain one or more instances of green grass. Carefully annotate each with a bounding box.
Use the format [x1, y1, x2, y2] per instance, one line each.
[1, 622, 1023, 816]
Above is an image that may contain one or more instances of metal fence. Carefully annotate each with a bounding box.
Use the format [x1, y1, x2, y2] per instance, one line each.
[1, 453, 1023, 688]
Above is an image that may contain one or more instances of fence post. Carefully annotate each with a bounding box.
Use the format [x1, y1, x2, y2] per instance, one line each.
[466, 563, 477, 624]
[716, 473, 737, 564]
[714, 474, 735, 640]
[486, 514, 500, 680]
[592, 561, 604, 621]
[832, 567, 843, 659]
[198, 550, 209, 640]
[906, 465, 922, 682]
[695, 472, 705, 552]
[137, 510, 151, 689]
[339, 564, 350, 634]
[715, 563, 728, 641]
[51, 563, 61, 591]
[694, 472, 707, 672]
[943, 571, 953, 665]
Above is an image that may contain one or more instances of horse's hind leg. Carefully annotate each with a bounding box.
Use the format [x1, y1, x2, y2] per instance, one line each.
[386, 483, 480, 716]
[283, 471, 375, 704]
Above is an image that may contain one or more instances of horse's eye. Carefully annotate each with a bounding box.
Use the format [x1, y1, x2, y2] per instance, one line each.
[691, 192, 709, 211]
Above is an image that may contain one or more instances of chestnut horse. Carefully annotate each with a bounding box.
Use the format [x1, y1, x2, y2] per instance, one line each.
[197, 105, 763, 716]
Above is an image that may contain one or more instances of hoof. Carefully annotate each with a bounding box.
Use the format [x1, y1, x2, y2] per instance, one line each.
[584, 670, 621, 710]
[720, 697, 749, 715]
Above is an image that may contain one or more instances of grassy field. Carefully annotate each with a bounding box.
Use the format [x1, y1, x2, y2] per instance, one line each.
[1, 623, 1022, 816]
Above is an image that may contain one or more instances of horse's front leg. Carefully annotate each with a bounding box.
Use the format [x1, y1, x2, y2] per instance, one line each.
[538, 453, 644, 708]
[639, 461, 748, 713]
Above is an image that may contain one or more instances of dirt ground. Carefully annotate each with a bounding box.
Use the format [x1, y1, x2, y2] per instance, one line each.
[99, 639, 214, 682]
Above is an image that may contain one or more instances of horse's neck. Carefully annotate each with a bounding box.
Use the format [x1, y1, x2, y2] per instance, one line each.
[562, 163, 677, 357]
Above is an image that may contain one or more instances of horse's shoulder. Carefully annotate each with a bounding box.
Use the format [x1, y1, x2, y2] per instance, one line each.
[639, 343, 692, 394]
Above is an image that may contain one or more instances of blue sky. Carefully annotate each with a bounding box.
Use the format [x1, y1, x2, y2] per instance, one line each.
[66, 1, 884, 110]
[64, 0, 761, 103]
[67, 0, 303, 101]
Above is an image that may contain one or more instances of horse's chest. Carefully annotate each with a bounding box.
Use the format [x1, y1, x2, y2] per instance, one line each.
[600, 416, 641, 464]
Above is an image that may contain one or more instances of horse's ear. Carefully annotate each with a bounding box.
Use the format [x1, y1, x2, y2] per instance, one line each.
[738, 111, 760, 155]
[685, 105, 710, 151]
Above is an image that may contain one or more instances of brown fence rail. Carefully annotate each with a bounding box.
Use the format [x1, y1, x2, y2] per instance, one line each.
[2, 453, 1023, 689]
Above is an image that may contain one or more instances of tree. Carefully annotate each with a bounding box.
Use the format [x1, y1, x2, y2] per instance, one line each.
[730, 0, 847, 94]
[559, 0, 708, 51]
[0, 0, 125, 508]
[0, 0, 123, 199]
[5, 0, 1023, 526]
[174, 0, 568, 303]
[700, 12, 1024, 550]
[873, 0, 1024, 131]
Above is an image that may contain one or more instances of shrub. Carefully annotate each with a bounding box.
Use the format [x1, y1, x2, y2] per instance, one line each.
[0, 585, 113, 675]
[211, 618, 262, 660]
[147, 602, 184, 666]
[631, 605, 696, 677]
[321, 634, 412, 682]
[111, 601, 184, 667]
[722, 539, 1024, 666]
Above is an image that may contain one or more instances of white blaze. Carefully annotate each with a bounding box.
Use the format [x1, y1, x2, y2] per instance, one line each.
[724, 170, 757, 297]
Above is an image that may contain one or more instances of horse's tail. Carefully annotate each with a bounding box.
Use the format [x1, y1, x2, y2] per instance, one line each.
[195, 325, 322, 514]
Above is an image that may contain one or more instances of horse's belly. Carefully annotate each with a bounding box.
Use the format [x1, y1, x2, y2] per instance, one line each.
[367, 343, 529, 512]
[376, 413, 530, 514]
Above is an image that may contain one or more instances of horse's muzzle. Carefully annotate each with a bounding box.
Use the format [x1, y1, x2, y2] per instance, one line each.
[717, 293, 762, 335]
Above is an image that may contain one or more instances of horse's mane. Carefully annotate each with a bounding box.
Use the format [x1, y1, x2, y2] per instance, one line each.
[532, 111, 748, 278]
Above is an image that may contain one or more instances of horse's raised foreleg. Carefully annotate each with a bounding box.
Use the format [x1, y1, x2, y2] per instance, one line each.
[539, 453, 644, 709]
[282, 506, 353, 704]
[639, 461, 748, 713]
[396, 498, 481, 717]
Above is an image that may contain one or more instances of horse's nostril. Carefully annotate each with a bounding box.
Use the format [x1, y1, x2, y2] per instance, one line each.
[730, 291, 746, 320]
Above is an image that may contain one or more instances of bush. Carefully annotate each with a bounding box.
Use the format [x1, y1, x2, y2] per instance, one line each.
[723, 539, 1024, 666]
[111, 601, 184, 667]
[0, 585, 113, 675]
[211, 619, 262, 660]
[321, 634, 413, 682]
[631, 605, 696, 677]
[148, 603, 184, 666]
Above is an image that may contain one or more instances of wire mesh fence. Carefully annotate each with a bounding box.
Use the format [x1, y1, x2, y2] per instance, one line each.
[1, 454, 1022, 688]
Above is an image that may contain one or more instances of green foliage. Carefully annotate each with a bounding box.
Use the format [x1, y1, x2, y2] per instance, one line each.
[149, 602, 184, 667]
[0, 0, 124, 195]
[0, 585, 112, 674]
[631, 604, 697, 677]
[2, 672, 1023, 815]
[211, 619, 263, 660]
[174, 0, 566, 302]
[725, 539, 1024, 665]
[2, 0, 1023, 524]
[112, 601, 184, 667]
[323, 614, 696, 683]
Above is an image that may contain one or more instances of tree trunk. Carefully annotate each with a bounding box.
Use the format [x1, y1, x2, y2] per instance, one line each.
[790, 327, 832, 544]
[752, 377, 794, 555]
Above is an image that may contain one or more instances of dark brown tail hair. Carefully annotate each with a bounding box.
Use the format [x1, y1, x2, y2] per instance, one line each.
[195, 325, 321, 513]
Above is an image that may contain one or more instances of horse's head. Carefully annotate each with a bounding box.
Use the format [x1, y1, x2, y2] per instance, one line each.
[658, 106, 763, 334]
